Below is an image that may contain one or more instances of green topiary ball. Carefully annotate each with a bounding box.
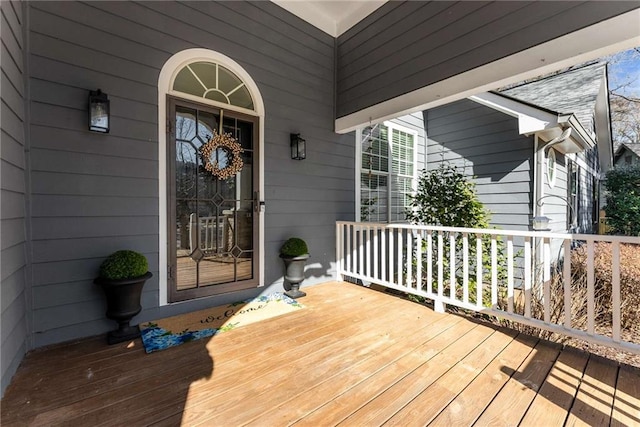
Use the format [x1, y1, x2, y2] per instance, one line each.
[99, 250, 149, 280]
[279, 237, 309, 257]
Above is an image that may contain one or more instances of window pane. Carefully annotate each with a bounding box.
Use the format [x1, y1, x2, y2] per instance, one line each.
[228, 86, 254, 110]
[189, 62, 218, 91]
[173, 61, 254, 110]
[173, 67, 205, 97]
[359, 124, 416, 223]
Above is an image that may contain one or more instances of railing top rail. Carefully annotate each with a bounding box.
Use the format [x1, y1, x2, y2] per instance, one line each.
[335, 221, 640, 244]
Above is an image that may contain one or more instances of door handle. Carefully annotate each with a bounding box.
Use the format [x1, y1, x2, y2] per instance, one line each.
[253, 191, 260, 213]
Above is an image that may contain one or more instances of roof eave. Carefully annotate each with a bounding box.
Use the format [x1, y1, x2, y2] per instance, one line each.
[557, 114, 596, 153]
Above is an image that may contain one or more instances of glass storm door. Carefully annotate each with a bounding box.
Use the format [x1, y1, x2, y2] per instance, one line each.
[168, 98, 259, 302]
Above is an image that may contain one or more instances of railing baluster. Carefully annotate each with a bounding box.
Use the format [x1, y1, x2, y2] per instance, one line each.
[450, 233, 456, 300]
[427, 232, 433, 294]
[381, 228, 386, 282]
[204, 218, 209, 250]
[358, 225, 364, 277]
[563, 239, 571, 329]
[463, 233, 469, 304]
[612, 241, 621, 342]
[543, 237, 551, 324]
[406, 231, 413, 289]
[476, 236, 482, 308]
[587, 239, 595, 335]
[524, 236, 532, 318]
[415, 231, 422, 292]
[346, 224, 351, 274]
[438, 231, 444, 297]
[336, 223, 342, 281]
[491, 237, 498, 307]
[507, 236, 514, 314]
[365, 225, 371, 278]
[389, 228, 394, 286]
[352, 223, 357, 275]
[373, 226, 378, 281]
[397, 228, 403, 287]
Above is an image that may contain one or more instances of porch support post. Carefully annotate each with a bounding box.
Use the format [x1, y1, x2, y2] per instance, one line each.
[433, 300, 446, 313]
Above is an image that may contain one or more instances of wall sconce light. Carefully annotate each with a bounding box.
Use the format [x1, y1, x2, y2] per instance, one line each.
[89, 89, 110, 133]
[531, 215, 551, 231]
[290, 133, 306, 160]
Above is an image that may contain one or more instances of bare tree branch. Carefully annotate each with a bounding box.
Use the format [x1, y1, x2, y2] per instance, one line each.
[611, 92, 640, 104]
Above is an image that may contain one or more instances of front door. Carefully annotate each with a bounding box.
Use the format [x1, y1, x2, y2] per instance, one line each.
[168, 97, 259, 302]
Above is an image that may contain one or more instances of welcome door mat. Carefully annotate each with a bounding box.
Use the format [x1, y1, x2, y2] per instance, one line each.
[140, 293, 304, 353]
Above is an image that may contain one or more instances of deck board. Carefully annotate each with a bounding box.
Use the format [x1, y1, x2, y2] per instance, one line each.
[566, 356, 619, 426]
[384, 326, 519, 426]
[2, 281, 639, 427]
[340, 323, 498, 426]
[474, 341, 561, 426]
[611, 364, 640, 426]
[520, 347, 589, 425]
[427, 333, 539, 426]
[294, 320, 482, 426]
[247, 314, 465, 426]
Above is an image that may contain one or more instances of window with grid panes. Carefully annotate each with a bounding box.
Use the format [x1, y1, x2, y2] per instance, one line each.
[359, 124, 416, 223]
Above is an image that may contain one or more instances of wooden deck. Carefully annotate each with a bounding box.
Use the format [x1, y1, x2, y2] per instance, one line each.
[2, 282, 639, 426]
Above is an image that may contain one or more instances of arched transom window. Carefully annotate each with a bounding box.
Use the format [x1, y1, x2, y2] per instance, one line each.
[173, 61, 254, 110]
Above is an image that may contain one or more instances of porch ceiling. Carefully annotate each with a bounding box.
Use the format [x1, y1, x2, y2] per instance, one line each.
[272, 0, 387, 36]
[334, 7, 640, 133]
[2, 282, 638, 425]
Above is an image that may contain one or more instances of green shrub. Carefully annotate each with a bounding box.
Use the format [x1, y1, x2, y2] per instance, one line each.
[99, 250, 149, 280]
[603, 166, 640, 236]
[280, 237, 309, 257]
[406, 163, 490, 228]
[406, 163, 507, 302]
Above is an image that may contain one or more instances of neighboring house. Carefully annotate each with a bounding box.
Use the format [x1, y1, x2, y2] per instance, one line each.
[423, 63, 613, 235]
[613, 143, 640, 167]
[1, 0, 638, 396]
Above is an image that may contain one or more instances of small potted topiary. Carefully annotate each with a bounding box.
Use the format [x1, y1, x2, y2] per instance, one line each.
[280, 237, 309, 299]
[94, 250, 152, 344]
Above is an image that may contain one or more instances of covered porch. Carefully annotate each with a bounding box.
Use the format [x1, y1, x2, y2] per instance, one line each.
[2, 282, 639, 426]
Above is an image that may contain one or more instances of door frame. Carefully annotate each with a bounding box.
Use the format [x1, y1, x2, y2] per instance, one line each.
[158, 49, 265, 306]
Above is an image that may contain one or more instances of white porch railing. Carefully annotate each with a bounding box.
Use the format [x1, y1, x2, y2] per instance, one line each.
[336, 221, 640, 354]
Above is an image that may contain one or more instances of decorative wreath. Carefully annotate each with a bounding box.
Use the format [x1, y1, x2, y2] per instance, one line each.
[200, 131, 244, 180]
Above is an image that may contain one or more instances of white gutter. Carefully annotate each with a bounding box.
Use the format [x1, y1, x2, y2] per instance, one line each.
[469, 93, 558, 135]
[469, 93, 596, 155]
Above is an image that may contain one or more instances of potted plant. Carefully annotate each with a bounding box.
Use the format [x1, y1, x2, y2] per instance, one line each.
[280, 237, 309, 299]
[94, 250, 152, 344]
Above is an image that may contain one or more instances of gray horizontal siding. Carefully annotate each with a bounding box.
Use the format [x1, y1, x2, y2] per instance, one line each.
[425, 99, 533, 231]
[26, 1, 354, 348]
[336, 1, 639, 118]
[1, 0, 27, 396]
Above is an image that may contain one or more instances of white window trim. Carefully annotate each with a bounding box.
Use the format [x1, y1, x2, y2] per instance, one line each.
[356, 120, 419, 223]
[158, 48, 265, 306]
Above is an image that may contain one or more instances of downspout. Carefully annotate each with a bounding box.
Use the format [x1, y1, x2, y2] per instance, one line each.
[533, 134, 544, 223]
[423, 109, 428, 171]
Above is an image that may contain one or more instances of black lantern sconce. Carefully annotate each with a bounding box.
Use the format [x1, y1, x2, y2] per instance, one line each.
[290, 133, 306, 160]
[88, 89, 110, 133]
